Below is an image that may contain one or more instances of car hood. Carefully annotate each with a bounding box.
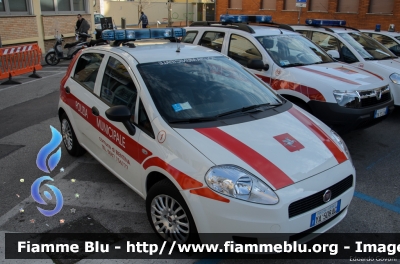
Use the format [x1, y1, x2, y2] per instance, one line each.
[285, 62, 386, 90]
[174, 107, 348, 190]
[369, 59, 400, 73]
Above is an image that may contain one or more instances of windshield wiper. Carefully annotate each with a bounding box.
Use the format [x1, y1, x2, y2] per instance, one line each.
[364, 57, 376, 60]
[282, 62, 306, 67]
[217, 103, 281, 118]
[168, 117, 218, 123]
[378, 56, 395, 60]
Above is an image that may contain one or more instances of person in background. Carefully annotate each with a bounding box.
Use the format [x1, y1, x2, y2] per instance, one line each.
[76, 14, 90, 41]
[138, 12, 148, 28]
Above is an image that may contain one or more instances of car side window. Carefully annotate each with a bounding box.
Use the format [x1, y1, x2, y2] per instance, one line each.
[228, 34, 262, 67]
[73, 53, 104, 92]
[296, 30, 309, 38]
[182, 31, 198, 43]
[199, 31, 225, 52]
[138, 99, 154, 138]
[311, 32, 339, 52]
[339, 42, 359, 63]
[100, 56, 138, 122]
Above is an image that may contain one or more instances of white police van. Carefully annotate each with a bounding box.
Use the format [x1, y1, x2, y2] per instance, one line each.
[58, 27, 355, 244]
[293, 19, 400, 108]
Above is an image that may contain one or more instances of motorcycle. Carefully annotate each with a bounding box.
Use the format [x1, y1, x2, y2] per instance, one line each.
[45, 32, 90, 66]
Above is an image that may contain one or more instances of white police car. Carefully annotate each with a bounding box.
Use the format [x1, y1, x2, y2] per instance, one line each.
[293, 19, 400, 108]
[184, 16, 394, 133]
[58, 27, 355, 244]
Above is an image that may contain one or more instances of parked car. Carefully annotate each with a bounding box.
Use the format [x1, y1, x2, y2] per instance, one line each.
[58, 27, 355, 244]
[94, 13, 116, 30]
[292, 19, 400, 108]
[361, 29, 400, 57]
[184, 17, 394, 133]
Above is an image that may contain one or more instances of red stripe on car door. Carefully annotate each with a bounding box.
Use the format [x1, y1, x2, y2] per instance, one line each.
[256, 74, 326, 102]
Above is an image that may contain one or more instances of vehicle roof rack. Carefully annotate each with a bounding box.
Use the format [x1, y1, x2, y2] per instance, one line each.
[189, 21, 255, 34]
[252, 21, 295, 32]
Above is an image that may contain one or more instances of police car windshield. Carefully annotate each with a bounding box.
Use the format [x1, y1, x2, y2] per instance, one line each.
[137, 56, 282, 122]
[256, 35, 333, 67]
[339, 32, 397, 60]
[395, 36, 400, 41]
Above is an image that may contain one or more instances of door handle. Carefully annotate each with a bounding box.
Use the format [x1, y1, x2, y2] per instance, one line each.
[91, 106, 99, 116]
[65, 86, 71, 94]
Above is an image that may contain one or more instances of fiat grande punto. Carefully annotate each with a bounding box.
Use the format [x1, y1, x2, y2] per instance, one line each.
[58, 28, 355, 244]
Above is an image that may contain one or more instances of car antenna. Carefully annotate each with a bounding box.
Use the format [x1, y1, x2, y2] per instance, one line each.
[176, 38, 180, 52]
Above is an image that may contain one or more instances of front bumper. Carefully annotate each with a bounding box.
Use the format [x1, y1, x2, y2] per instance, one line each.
[183, 160, 355, 244]
[308, 98, 394, 133]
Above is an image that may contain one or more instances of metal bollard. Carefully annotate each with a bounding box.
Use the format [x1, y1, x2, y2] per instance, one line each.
[121, 17, 126, 29]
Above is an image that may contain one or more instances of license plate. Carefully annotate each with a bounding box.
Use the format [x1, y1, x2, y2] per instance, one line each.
[374, 107, 388, 118]
[310, 200, 341, 227]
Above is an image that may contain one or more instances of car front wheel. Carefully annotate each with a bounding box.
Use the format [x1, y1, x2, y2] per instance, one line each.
[61, 113, 86, 156]
[146, 179, 199, 244]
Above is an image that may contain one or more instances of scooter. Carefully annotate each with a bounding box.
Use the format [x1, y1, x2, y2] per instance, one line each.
[45, 31, 90, 66]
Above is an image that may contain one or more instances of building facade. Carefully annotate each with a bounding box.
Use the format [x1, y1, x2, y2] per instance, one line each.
[1, 0, 94, 52]
[217, 0, 400, 30]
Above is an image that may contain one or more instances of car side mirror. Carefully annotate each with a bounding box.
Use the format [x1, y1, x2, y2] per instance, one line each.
[105, 105, 136, 136]
[327, 50, 340, 59]
[247, 59, 269, 71]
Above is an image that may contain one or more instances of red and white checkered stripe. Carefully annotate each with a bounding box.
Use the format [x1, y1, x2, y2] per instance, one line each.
[2, 45, 33, 55]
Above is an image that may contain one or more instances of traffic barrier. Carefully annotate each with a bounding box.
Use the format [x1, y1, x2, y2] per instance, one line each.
[0, 43, 43, 85]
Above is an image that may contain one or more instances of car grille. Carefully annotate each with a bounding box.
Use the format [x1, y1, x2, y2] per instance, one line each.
[288, 175, 353, 218]
[359, 86, 391, 107]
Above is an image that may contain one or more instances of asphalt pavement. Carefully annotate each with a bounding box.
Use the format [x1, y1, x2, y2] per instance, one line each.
[0, 60, 399, 264]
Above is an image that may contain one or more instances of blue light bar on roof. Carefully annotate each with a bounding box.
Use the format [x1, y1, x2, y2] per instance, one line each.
[220, 15, 249, 23]
[220, 14, 273, 24]
[255, 15, 272, 23]
[305, 19, 346, 26]
[101, 28, 186, 41]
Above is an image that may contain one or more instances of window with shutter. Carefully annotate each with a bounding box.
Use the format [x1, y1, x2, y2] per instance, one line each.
[284, 0, 297, 11]
[261, 0, 276, 10]
[309, 0, 328, 12]
[229, 0, 242, 9]
[368, 0, 393, 14]
[337, 0, 359, 13]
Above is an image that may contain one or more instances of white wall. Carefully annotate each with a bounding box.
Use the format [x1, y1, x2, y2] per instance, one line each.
[103, 1, 195, 26]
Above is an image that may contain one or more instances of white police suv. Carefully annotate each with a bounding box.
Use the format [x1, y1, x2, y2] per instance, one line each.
[58, 27, 355, 244]
[293, 19, 400, 108]
[184, 16, 394, 133]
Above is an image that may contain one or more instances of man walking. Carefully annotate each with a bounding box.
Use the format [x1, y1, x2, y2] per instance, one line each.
[138, 12, 148, 28]
[76, 14, 90, 41]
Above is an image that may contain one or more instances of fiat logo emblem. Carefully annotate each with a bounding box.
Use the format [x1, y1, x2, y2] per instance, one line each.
[323, 190, 332, 203]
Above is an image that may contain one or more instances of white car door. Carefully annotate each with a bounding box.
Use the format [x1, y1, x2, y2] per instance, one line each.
[65, 51, 107, 150]
[89, 53, 151, 194]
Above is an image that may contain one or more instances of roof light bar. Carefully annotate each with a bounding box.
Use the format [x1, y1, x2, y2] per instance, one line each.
[220, 14, 273, 24]
[101, 28, 186, 41]
[305, 19, 346, 26]
[220, 15, 248, 23]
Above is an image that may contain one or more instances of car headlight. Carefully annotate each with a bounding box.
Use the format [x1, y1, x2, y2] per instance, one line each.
[205, 165, 279, 205]
[333, 90, 360, 108]
[330, 130, 353, 164]
[389, 73, 400, 84]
